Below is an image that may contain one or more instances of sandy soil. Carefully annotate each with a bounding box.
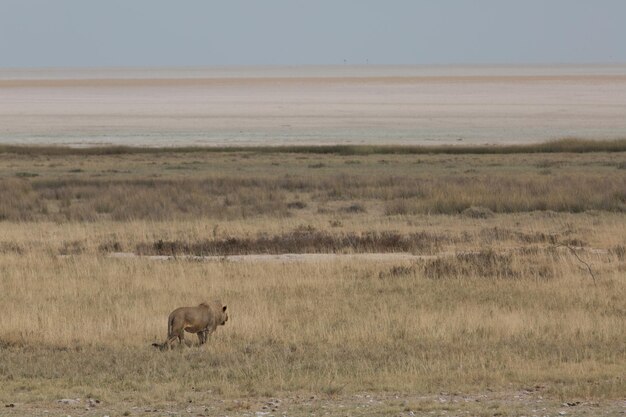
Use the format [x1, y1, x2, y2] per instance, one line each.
[107, 252, 441, 263]
[106, 246, 605, 264]
[1, 65, 625, 147]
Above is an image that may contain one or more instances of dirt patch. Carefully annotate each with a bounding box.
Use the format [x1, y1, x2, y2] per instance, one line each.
[3, 391, 624, 417]
[109, 251, 439, 263]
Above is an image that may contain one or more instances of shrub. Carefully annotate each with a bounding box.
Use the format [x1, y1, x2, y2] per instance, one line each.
[462, 206, 494, 219]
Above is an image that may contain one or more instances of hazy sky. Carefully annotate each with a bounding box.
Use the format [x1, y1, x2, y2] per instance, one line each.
[1, 0, 625, 67]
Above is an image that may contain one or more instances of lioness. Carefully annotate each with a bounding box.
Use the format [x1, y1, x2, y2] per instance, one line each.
[153, 300, 228, 350]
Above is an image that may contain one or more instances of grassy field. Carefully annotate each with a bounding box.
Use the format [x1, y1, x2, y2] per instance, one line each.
[0, 142, 625, 416]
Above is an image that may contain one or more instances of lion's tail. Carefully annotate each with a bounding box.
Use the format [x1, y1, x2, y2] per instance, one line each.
[167, 314, 174, 338]
[152, 315, 175, 351]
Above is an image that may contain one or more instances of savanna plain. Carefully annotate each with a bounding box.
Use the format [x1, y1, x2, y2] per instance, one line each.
[0, 141, 625, 416]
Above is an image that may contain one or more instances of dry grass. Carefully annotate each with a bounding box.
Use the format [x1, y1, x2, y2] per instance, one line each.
[1, 250, 624, 404]
[0, 146, 625, 412]
[0, 147, 625, 222]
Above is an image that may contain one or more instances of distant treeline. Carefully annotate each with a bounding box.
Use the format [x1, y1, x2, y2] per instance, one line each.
[1, 138, 625, 156]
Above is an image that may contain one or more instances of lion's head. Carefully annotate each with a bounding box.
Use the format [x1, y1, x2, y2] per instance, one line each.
[219, 304, 228, 326]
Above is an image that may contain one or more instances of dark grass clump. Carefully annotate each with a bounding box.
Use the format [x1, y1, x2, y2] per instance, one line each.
[58, 240, 85, 256]
[341, 203, 367, 213]
[479, 227, 559, 244]
[287, 201, 307, 209]
[479, 227, 586, 247]
[378, 265, 416, 279]
[422, 249, 558, 280]
[0, 242, 24, 254]
[0, 178, 48, 221]
[462, 206, 494, 219]
[15, 172, 39, 178]
[610, 245, 625, 261]
[423, 250, 518, 279]
[135, 230, 448, 256]
[98, 240, 124, 253]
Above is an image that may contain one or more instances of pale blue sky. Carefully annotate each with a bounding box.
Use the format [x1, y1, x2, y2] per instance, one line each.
[1, 0, 625, 67]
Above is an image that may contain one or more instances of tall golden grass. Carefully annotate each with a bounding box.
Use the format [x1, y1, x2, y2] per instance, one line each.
[1, 248, 624, 403]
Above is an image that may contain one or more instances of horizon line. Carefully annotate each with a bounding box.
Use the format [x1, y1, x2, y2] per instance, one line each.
[2, 62, 626, 71]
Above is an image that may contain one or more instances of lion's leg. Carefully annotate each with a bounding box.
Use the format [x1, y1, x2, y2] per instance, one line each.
[200, 328, 213, 345]
[197, 331, 207, 345]
[165, 332, 180, 350]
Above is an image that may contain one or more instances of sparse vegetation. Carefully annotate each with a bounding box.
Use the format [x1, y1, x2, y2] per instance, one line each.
[1, 137, 626, 156]
[0, 146, 624, 222]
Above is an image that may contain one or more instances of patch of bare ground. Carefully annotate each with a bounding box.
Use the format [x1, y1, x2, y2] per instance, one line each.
[109, 251, 439, 263]
[105, 246, 606, 271]
[3, 391, 624, 417]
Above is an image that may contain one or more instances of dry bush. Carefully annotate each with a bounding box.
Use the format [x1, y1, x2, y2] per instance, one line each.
[384, 199, 417, 216]
[0, 242, 24, 254]
[378, 264, 416, 279]
[58, 240, 86, 255]
[480, 227, 557, 244]
[462, 206, 494, 219]
[97, 240, 124, 253]
[422, 249, 558, 280]
[0, 178, 47, 221]
[286, 201, 307, 209]
[535, 160, 564, 169]
[341, 203, 367, 213]
[423, 250, 518, 279]
[610, 245, 625, 261]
